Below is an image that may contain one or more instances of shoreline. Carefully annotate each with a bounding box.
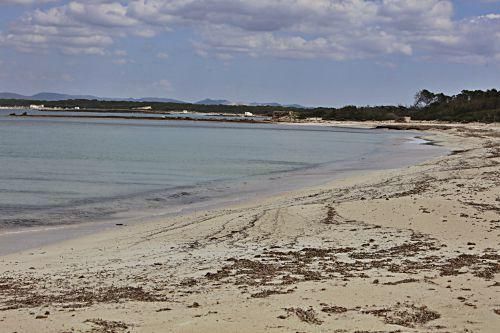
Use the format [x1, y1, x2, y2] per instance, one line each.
[8, 113, 269, 124]
[0, 122, 498, 332]
[7, 110, 500, 130]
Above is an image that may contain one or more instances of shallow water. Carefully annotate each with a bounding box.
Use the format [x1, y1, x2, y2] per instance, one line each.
[0, 109, 446, 231]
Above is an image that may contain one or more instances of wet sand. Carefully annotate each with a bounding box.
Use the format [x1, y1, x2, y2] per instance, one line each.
[0, 122, 498, 333]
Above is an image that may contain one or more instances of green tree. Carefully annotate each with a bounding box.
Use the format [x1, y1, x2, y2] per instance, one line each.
[414, 89, 436, 107]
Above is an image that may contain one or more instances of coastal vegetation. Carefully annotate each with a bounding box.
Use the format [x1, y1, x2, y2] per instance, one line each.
[1, 89, 499, 123]
[297, 89, 500, 123]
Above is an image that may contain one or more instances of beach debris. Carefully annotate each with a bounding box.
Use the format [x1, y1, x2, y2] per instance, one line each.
[322, 206, 339, 224]
[250, 288, 293, 298]
[84, 318, 129, 333]
[179, 278, 197, 287]
[0, 281, 168, 311]
[321, 305, 348, 314]
[439, 253, 500, 279]
[364, 303, 440, 328]
[187, 302, 200, 308]
[383, 278, 419, 285]
[156, 307, 172, 312]
[283, 307, 323, 325]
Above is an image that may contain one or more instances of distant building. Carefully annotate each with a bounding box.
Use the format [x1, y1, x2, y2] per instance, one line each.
[29, 104, 44, 110]
[74, 107, 80, 110]
[135, 106, 152, 110]
[244, 112, 254, 117]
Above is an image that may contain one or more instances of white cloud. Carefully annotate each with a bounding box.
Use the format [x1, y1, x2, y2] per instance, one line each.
[0, 0, 58, 5]
[0, 0, 498, 65]
[423, 13, 500, 64]
[66, 2, 138, 28]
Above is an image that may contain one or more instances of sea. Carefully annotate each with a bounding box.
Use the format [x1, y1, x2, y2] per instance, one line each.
[0, 109, 447, 252]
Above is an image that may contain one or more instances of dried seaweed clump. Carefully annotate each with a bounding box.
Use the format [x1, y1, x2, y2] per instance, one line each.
[321, 305, 348, 314]
[284, 307, 323, 325]
[367, 303, 440, 328]
[440, 253, 500, 280]
[1, 283, 168, 310]
[84, 318, 129, 333]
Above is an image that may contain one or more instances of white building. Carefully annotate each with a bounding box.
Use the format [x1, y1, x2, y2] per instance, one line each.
[29, 104, 44, 110]
[244, 112, 254, 117]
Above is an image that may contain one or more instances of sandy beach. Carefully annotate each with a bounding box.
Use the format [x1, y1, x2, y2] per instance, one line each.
[0, 122, 498, 333]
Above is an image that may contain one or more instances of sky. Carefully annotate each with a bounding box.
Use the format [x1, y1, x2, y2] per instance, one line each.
[0, 0, 498, 107]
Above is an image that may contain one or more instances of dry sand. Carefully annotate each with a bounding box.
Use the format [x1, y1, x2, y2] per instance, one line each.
[0, 122, 499, 333]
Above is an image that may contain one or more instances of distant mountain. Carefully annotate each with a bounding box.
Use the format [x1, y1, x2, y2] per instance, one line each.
[195, 98, 234, 105]
[247, 102, 305, 108]
[31, 92, 99, 101]
[0, 92, 186, 104]
[0, 92, 29, 99]
[248, 102, 282, 107]
[284, 104, 306, 108]
[196, 99, 306, 108]
[0, 92, 103, 101]
[0, 92, 306, 108]
[130, 97, 185, 103]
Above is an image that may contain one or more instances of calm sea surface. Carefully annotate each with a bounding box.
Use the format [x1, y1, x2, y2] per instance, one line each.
[0, 109, 445, 230]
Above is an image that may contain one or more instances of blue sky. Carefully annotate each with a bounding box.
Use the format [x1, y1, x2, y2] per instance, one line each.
[0, 0, 498, 106]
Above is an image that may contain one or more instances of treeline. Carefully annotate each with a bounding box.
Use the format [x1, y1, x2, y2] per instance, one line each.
[410, 89, 500, 122]
[297, 105, 409, 121]
[297, 89, 500, 123]
[1, 89, 499, 123]
[0, 98, 291, 115]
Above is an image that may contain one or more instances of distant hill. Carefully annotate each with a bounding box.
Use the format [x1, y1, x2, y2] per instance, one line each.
[0, 91, 305, 108]
[196, 98, 306, 108]
[0, 92, 185, 104]
[0, 92, 28, 99]
[248, 102, 281, 107]
[249, 102, 305, 108]
[196, 99, 234, 105]
[131, 97, 185, 103]
[31, 92, 100, 101]
[285, 104, 307, 108]
[0, 92, 104, 101]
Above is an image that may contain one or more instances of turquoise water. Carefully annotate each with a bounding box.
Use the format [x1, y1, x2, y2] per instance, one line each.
[0, 109, 444, 230]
